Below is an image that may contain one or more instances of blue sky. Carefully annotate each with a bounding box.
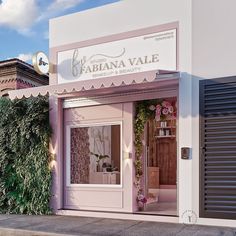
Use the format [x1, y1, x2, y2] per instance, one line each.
[0, 0, 119, 63]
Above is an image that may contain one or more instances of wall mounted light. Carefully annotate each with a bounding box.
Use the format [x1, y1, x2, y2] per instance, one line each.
[124, 151, 131, 159]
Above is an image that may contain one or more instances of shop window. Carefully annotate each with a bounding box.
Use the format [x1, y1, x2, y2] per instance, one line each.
[70, 124, 121, 185]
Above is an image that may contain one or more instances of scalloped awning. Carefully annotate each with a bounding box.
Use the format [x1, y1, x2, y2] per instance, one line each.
[8, 70, 179, 100]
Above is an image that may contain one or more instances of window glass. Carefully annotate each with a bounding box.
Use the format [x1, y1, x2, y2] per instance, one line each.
[70, 124, 121, 185]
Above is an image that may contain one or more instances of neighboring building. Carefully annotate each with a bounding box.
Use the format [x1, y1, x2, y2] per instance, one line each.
[9, 0, 236, 228]
[0, 58, 48, 97]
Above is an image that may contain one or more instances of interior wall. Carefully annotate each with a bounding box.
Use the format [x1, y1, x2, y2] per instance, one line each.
[146, 97, 177, 186]
[156, 133, 177, 186]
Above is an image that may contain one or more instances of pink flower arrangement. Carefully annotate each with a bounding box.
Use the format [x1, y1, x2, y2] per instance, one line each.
[137, 194, 147, 208]
[154, 100, 176, 121]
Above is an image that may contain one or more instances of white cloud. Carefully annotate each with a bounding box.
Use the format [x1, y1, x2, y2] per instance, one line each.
[0, 0, 85, 36]
[38, 0, 84, 21]
[17, 53, 32, 63]
[49, 0, 84, 11]
[0, 0, 39, 34]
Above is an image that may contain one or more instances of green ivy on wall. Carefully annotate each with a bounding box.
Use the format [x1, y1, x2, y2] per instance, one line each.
[0, 96, 52, 214]
[134, 100, 155, 209]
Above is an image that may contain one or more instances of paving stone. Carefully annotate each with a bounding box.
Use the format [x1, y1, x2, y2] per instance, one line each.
[73, 218, 140, 236]
[118, 221, 184, 236]
[0, 215, 18, 221]
[22, 216, 104, 235]
[0, 215, 235, 236]
[0, 215, 63, 230]
[175, 225, 236, 236]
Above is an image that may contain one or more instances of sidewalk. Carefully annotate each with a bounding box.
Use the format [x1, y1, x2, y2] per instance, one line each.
[0, 214, 235, 236]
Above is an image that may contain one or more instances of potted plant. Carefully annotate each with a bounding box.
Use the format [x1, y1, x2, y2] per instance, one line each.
[137, 194, 147, 211]
[90, 152, 109, 172]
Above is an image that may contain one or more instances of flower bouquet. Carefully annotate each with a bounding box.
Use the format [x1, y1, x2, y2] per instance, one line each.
[149, 100, 176, 122]
[154, 100, 176, 121]
[137, 194, 147, 210]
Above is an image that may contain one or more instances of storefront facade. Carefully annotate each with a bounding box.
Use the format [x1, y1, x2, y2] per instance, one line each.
[9, 0, 236, 227]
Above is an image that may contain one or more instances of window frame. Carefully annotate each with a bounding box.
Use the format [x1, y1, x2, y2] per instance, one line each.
[66, 121, 123, 188]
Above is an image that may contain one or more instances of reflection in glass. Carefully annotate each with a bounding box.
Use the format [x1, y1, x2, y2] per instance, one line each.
[70, 124, 120, 185]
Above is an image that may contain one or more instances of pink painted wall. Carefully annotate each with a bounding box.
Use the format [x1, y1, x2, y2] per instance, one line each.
[50, 96, 64, 211]
[50, 100, 135, 212]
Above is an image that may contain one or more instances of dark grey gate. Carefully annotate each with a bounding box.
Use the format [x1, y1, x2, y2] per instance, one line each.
[199, 76, 236, 220]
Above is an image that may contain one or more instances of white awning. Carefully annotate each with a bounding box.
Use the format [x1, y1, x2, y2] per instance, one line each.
[8, 70, 179, 99]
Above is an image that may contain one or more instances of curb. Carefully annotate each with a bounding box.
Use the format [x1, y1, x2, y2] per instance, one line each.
[0, 227, 75, 236]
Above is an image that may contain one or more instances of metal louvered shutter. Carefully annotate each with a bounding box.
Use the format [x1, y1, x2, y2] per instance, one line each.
[199, 76, 236, 220]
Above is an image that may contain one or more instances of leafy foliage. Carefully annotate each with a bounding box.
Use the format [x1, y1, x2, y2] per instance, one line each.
[134, 100, 156, 208]
[0, 96, 52, 214]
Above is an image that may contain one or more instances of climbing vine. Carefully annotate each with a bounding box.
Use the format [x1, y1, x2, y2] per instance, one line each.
[134, 100, 154, 209]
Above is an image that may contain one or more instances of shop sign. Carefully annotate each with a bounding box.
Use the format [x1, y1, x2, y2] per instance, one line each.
[57, 29, 177, 84]
[32, 51, 49, 75]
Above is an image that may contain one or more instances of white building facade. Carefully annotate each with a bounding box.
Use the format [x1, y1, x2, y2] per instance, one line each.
[49, 0, 236, 227]
[10, 0, 236, 227]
